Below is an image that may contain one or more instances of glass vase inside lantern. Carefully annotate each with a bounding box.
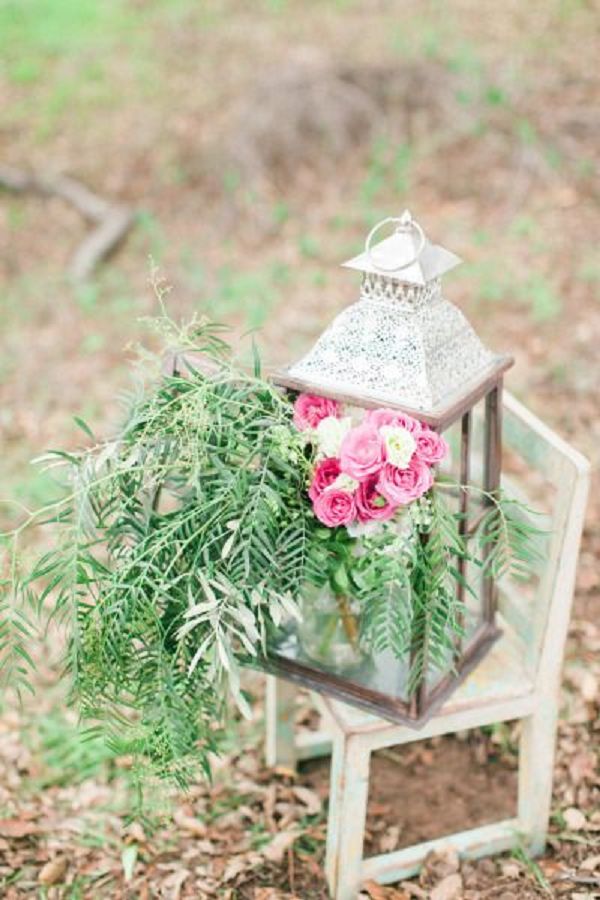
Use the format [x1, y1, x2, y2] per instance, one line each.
[265, 211, 514, 726]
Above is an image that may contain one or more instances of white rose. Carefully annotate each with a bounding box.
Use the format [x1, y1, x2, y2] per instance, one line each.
[346, 519, 384, 538]
[315, 415, 352, 458]
[330, 473, 359, 494]
[379, 425, 416, 469]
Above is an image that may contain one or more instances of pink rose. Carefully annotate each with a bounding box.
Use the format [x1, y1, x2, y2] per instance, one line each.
[355, 476, 398, 523]
[308, 457, 341, 502]
[293, 393, 341, 431]
[339, 424, 385, 481]
[313, 489, 356, 527]
[415, 427, 449, 466]
[365, 408, 422, 434]
[377, 458, 433, 506]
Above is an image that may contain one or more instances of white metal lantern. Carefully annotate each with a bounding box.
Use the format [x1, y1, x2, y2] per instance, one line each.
[266, 212, 516, 725]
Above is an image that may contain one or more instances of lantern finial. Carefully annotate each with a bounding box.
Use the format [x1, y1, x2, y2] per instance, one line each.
[365, 211, 426, 275]
[343, 211, 460, 285]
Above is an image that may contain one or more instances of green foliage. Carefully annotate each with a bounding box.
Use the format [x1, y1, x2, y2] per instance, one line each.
[406, 491, 466, 694]
[0, 554, 37, 700]
[23, 708, 116, 788]
[205, 263, 289, 330]
[3, 309, 314, 791]
[477, 490, 544, 581]
[359, 484, 543, 695]
[358, 491, 468, 694]
[360, 137, 413, 210]
[355, 526, 415, 659]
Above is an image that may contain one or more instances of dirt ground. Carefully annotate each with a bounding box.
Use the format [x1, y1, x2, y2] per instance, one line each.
[0, 1, 599, 897]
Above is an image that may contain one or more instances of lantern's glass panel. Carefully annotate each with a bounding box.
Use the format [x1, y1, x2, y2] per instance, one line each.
[268, 394, 494, 710]
[273, 627, 413, 706]
[438, 402, 487, 651]
[497, 440, 553, 650]
[264, 362, 546, 720]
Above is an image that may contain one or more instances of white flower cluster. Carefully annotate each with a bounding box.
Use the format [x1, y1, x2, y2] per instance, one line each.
[315, 415, 352, 457]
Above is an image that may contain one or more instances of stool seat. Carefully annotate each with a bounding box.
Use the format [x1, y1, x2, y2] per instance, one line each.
[319, 615, 535, 737]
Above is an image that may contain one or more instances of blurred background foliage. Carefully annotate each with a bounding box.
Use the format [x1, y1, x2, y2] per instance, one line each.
[2, 3, 598, 526]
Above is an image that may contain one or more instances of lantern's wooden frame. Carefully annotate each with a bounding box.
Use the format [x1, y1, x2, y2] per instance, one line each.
[263, 354, 514, 726]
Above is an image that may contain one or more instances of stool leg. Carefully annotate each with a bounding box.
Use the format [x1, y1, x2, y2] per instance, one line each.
[517, 703, 559, 855]
[326, 732, 371, 900]
[265, 676, 297, 769]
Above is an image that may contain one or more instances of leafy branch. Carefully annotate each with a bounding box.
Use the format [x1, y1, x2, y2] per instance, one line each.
[1, 312, 313, 790]
[475, 489, 545, 581]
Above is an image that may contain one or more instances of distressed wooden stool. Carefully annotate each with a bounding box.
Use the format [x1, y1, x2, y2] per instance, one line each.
[265, 392, 589, 900]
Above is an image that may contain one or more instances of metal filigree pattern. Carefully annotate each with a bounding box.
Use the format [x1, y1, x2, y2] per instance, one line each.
[360, 274, 441, 307]
[288, 274, 495, 410]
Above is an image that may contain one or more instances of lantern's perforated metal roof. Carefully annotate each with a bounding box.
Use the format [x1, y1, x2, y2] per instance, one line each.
[278, 212, 511, 422]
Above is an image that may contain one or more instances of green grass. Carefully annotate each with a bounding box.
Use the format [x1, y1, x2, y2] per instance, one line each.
[511, 844, 552, 893]
[22, 707, 117, 788]
[360, 137, 414, 211]
[462, 258, 562, 323]
[202, 261, 291, 330]
[0, 0, 135, 62]
[525, 273, 562, 322]
[578, 250, 600, 284]
[0, 0, 209, 136]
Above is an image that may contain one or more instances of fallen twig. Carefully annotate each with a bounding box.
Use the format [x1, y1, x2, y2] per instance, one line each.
[0, 164, 134, 280]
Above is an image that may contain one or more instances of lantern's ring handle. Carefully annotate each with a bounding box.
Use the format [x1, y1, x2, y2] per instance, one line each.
[365, 216, 426, 273]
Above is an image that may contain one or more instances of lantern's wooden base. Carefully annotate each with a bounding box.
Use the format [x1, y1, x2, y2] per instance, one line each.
[259, 623, 501, 729]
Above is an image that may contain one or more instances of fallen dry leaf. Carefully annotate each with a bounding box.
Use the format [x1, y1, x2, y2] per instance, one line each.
[264, 782, 277, 831]
[272, 765, 297, 779]
[564, 806, 587, 831]
[368, 802, 393, 817]
[222, 855, 250, 883]
[569, 751, 597, 785]
[399, 883, 427, 899]
[125, 821, 147, 844]
[430, 873, 463, 900]
[581, 671, 598, 703]
[362, 880, 390, 899]
[379, 824, 401, 853]
[160, 867, 190, 900]
[581, 855, 600, 872]
[261, 829, 300, 863]
[38, 856, 68, 885]
[362, 882, 409, 900]
[421, 846, 460, 881]
[292, 785, 322, 816]
[254, 890, 302, 900]
[500, 861, 521, 878]
[0, 819, 39, 838]
[173, 809, 207, 837]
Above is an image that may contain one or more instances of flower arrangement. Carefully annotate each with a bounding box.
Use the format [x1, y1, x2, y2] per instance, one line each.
[1, 309, 541, 798]
[294, 394, 446, 528]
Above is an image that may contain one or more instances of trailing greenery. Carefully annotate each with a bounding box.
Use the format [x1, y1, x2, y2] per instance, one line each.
[355, 485, 543, 695]
[0, 303, 544, 793]
[477, 491, 544, 581]
[2, 311, 317, 788]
